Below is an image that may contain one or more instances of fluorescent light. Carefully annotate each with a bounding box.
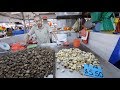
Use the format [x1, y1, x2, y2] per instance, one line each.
[11, 12, 21, 14]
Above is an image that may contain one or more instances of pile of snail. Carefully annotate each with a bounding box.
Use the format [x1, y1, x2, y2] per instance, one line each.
[0, 47, 55, 78]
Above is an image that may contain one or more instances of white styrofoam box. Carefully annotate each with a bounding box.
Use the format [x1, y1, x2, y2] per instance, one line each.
[96, 49, 107, 60]
[52, 32, 77, 43]
[0, 34, 27, 44]
[82, 32, 120, 61]
[83, 42, 96, 52]
[40, 43, 57, 49]
[0, 15, 22, 23]
[89, 32, 119, 47]
[95, 46, 108, 60]
[67, 33, 77, 43]
[89, 32, 119, 45]
[85, 43, 109, 61]
[89, 32, 118, 39]
[90, 45, 108, 61]
[0, 37, 14, 44]
[52, 34, 67, 42]
[106, 46, 117, 60]
[91, 38, 118, 47]
[82, 42, 112, 61]
[58, 31, 75, 34]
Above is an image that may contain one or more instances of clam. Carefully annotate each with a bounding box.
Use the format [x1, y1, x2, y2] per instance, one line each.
[56, 48, 100, 72]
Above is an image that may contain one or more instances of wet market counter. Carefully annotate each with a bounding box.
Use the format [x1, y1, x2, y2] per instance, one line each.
[53, 44, 120, 78]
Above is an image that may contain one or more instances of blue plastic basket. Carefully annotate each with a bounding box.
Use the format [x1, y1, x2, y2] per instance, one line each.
[93, 22, 101, 32]
[12, 30, 25, 35]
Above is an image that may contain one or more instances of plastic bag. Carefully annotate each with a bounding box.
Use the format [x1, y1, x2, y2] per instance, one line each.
[101, 12, 114, 19]
[90, 12, 102, 23]
[101, 18, 114, 31]
[111, 17, 116, 30]
[84, 20, 93, 29]
[115, 18, 120, 33]
[11, 43, 25, 52]
[114, 18, 119, 23]
[93, 22, 101, 32]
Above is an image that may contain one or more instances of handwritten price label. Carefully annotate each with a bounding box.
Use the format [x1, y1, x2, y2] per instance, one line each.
[84, 64, 103, 78]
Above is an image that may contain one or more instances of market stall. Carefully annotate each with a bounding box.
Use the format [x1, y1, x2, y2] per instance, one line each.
[1, 38, 120, 78]
[0, 12, 120, 78]
[54, 44, 120, 78]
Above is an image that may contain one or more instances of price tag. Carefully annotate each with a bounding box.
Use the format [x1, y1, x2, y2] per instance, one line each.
[84, 64, 103, 78]
[93, 65, 104, 78]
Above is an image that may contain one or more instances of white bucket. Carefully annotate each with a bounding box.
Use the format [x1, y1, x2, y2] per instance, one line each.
[40, 43, 57, 48]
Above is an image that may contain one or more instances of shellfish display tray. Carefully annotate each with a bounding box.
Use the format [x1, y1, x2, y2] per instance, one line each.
[55, 44, 120, 78]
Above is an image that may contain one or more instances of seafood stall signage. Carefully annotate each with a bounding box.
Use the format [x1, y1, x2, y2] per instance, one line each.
[84, 64, 103, 78]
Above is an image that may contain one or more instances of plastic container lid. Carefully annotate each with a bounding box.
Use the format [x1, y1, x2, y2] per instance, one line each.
[0, 42, 10, 51]
[27, 44, 38, 49]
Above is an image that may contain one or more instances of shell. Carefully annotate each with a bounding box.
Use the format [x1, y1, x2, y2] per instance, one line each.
[0, 47, 54, 78]
[56, 48, 100, 72]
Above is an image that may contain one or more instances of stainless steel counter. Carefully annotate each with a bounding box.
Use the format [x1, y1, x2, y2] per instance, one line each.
[54, 44, 120, 78]
[1, 42, 120, 78]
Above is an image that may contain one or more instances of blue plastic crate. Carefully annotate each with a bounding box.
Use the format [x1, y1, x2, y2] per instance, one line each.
[12, 30, 25, 35]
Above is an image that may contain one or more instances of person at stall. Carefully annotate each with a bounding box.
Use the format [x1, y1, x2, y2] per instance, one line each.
[11, 27, 14, 31]
[42, 18, 55, 43]
[25, 15, 59, 45]
[6, 28, 13, 36]
[18, 27, 22, 30]
[15, 26, 18, 30]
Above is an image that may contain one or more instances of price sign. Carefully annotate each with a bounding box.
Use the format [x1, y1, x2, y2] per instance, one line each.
[84, 64, 103, 78]
[93, 65, 104, 78]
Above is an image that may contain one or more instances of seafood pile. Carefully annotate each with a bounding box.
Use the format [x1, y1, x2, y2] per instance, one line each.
[0, 47, 55, 78]
[56, 48, 100, 71]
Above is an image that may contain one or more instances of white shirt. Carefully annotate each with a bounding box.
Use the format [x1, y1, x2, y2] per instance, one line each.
[28, 24, 52, 45]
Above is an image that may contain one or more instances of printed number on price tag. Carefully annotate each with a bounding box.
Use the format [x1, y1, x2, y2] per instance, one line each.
[84, 64, 93, 77]
[93, 66, 103, 78]
[84, 64, 103, 78]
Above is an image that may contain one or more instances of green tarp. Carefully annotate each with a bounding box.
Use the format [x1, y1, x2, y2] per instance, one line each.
[91, 12, 115, 31]
[90, 12, 102, 23]
[101, 18, 114, 31]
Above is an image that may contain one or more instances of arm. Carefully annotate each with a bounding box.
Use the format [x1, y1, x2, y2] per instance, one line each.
[25, 34, 30, 44]
[72, 19, 79, 32]
[25, 26, 35, 45]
